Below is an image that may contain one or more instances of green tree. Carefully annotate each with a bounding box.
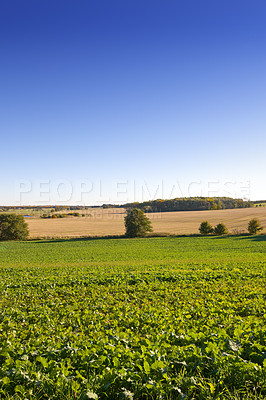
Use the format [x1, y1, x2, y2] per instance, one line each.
[124, 208, 153, 237]
[0, 214, 29, 241]
[199, 221, 213, 235]
[248, 218, 263, 235]
[214, 223, 228, 235]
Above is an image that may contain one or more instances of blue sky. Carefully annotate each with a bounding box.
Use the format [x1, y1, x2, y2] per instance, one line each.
[0, 0, 265, 205]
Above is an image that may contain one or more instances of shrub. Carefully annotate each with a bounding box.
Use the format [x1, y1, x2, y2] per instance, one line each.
[0, 214, 29, 241]
[248, 219, 263, 235]
[214, 223, 228, 236]
[199, 221, 213, 235]
[124, 208, 153, 237]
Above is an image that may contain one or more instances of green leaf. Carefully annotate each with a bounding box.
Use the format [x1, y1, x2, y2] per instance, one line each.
[144, 360, 150, 374]
[2, 376, 10, 385]
[113, 357, 119, 367]
[36, 356, 48, 368]
[15, 385, 25, 393]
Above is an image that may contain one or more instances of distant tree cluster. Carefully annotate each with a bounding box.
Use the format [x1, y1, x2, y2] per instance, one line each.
[199, 218, 263, 236]
[199, 221, 228, 236]
[0, 205, 91, 213]
[41, 212, 82, 219]
[121, 197, 253, 213]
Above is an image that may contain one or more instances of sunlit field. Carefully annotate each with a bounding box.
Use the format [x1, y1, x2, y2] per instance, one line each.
[21, 207, 266, 239]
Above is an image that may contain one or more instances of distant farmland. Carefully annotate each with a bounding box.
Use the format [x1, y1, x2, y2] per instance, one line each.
[26, 207, 266, 238]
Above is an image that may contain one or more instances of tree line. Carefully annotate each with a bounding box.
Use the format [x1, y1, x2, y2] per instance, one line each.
[104, 197, 253, 212]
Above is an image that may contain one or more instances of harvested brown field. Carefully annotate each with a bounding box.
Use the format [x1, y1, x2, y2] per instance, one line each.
[27, 207, 266, 238]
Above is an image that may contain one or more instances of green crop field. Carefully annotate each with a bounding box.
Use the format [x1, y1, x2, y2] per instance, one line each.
[0, 236, 266, 399]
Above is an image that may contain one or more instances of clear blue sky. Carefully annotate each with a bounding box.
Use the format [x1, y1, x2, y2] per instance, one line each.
[1, 0, 265, 205]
